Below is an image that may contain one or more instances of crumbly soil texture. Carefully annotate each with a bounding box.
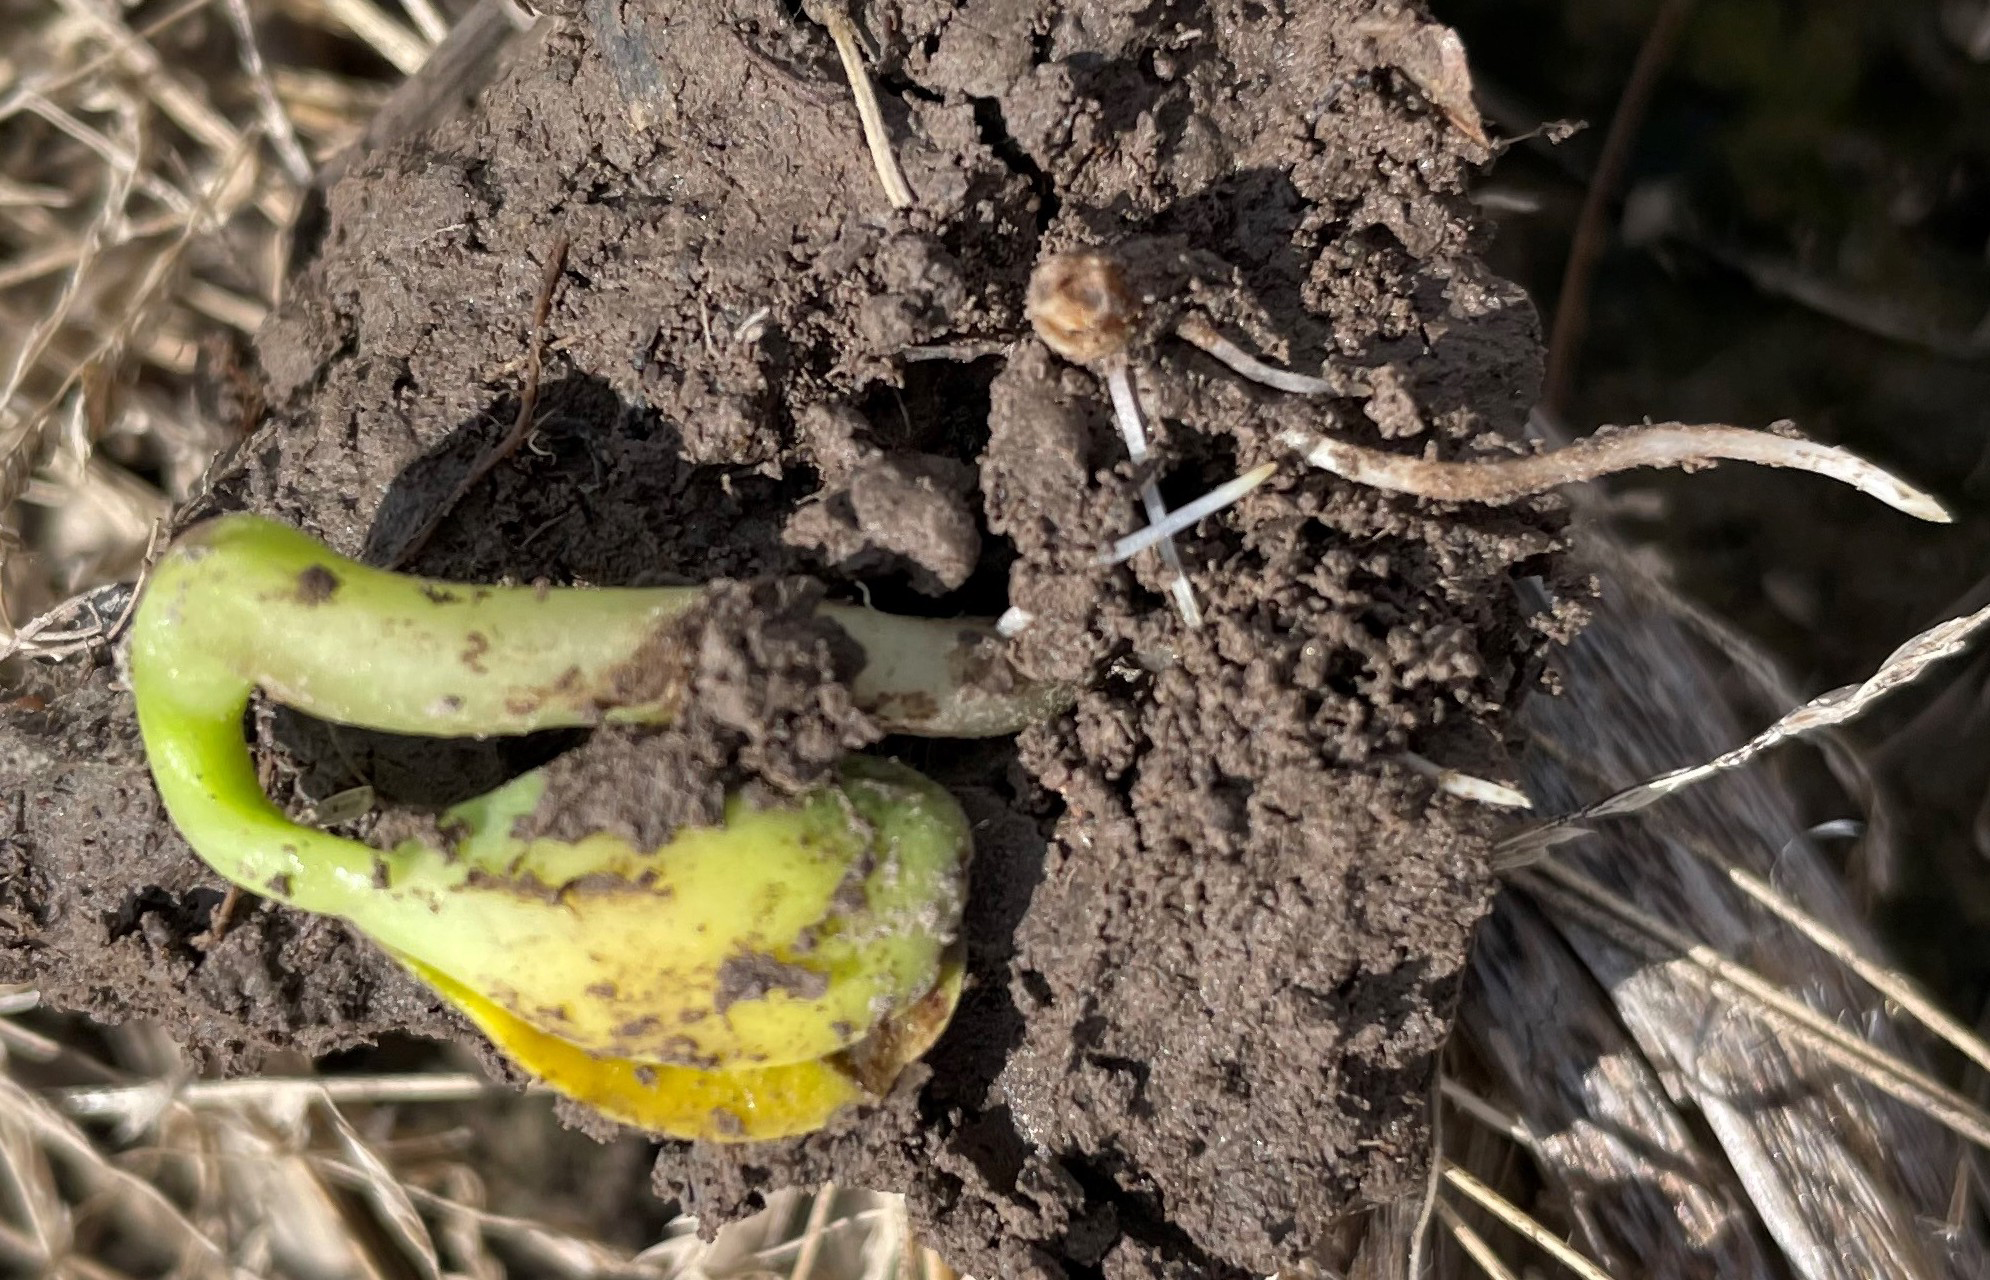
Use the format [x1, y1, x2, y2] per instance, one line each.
[0, 3, 1568, 1276]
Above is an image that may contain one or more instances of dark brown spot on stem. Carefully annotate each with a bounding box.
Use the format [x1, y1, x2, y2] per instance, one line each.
[463, 866, 562, 902]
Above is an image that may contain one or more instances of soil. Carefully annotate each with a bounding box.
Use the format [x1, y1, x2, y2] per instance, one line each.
[0, 2, 1568, 1275]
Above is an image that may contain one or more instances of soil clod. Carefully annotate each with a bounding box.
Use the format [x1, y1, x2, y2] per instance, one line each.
[0, 3, 1566, 1276]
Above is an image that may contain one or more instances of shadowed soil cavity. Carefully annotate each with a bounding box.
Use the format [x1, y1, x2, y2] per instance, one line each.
[0, 2, 1572, 1275]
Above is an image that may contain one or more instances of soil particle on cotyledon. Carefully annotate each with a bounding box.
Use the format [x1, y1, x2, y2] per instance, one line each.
[0, 1, 1570, 1276]
[509, 578, 881, 851]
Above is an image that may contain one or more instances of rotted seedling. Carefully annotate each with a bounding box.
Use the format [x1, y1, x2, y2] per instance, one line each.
[1025, 252, 1219, 627]
[127, 514, 1067, 1140]
[1023, 248, 1951, 618]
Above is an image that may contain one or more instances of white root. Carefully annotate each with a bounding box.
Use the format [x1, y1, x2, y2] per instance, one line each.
[1398, 752, 1534, 810]
[1280, 422, 1952, 522]
[995, 606, 1034, 637]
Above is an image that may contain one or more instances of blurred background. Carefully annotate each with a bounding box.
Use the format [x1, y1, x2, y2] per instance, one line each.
[1437, 0, 1990, 1013]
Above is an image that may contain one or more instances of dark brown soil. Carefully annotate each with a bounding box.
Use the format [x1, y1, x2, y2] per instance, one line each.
[0, 2, 1566, 1275]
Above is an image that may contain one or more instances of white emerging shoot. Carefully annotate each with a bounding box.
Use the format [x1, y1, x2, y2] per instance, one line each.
[1101, 462, 1280, 565]
[1105, 364, 1204, 627]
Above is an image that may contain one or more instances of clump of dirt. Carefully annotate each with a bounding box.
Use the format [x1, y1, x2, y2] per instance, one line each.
[0, 2, 1567, 1276]
[784, 440, 984, 595]
[516, 578, 879, 849]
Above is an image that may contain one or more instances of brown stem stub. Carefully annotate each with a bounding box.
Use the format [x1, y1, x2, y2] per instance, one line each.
[1026, 252, 1138, 366]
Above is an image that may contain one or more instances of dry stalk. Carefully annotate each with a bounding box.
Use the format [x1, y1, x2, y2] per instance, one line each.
[788, 1181, 838, 1280]
[60, 1073, 503, 1120]
[1501, 591, 1990, 863]
[5, 133, 260, 517]
[1436, 1200, 1521, 1280]
[56, 0, 242, 155]
[1671, 830, 1990, 1079]
[1437, 1078, 1536, 1151]
[813, 3, 913, 209]
[220, 0, 313, 183]
[0, 0, 217, 109]
[398, 0, 450, 44]
[0, 101, 138, 442]
[1490, 555, 1990, 1280]
[319, 0, 432, 74]
[1440, 1162, 1617, 1280]
[1516, 857, 1990, 1152]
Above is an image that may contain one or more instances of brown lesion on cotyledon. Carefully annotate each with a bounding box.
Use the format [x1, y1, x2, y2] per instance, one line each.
[500, 664, 594, 723]
[656, 1033, 719, 1069]
[712, 948, 830, 1014]
[293, 565, 340, 605]
[866, 689, 939, 725]
[615, 1014, 661, 1040]
[555, 870, 649, 903]
[455, 863, 662, 908]
[489, 617, 696, 725]
[460, 631, 490, 673]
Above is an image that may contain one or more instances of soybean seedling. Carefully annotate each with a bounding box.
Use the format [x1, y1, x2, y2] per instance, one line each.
[128, 513, 1066, 1141]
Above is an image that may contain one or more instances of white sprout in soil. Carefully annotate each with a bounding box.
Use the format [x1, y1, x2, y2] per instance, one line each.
[995, 605, 1036, 637]
[1025, 248, 1951, 650]
[1027, 253, 1214, 627]
[1104, 363, 1204, 626]
[1175, 313, 1353, 397]
[1397, 751, 1533, 811]
[1100, 462, 1279, 565]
